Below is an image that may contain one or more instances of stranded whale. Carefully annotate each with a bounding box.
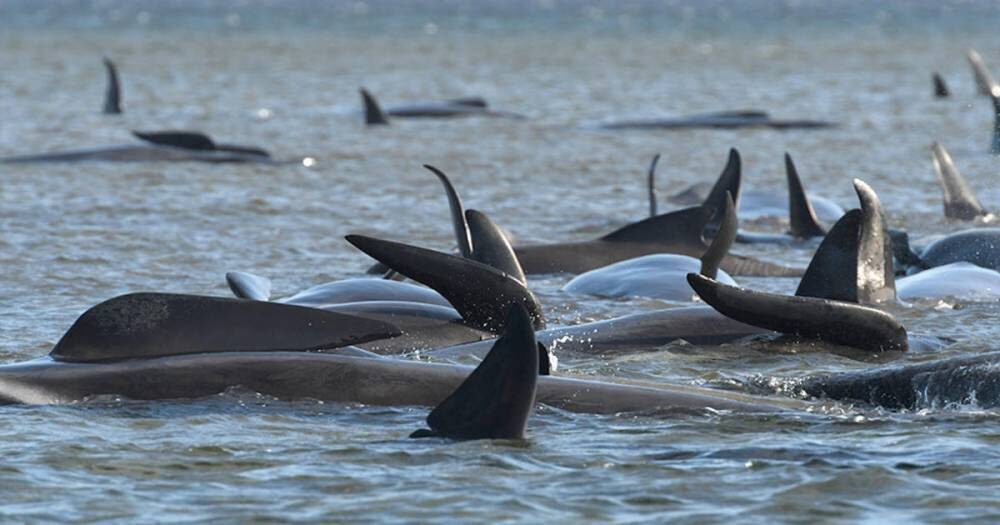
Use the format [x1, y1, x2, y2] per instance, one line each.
[361, 88, 525, 125]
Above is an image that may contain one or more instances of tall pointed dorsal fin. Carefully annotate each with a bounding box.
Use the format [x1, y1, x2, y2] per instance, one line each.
[411, 304, 537, 440]
[424, 165, 473, 258]
[132, 131, 216, 151]
[853, 179, 896, 304]
[933, 72, 950, 98]
[967, 49, 997, 96]
[345, 235, 545, 332]
[102, 58, 122, 115]
[226, 271, 272, 301]
[931, 142, 987, 220]
[466, 209, 526, 284]
[700, 192, 737, 279]
[647, 153, 661, 217]
[600, 205, 711, 248]
[360, 88, 389, 125]
[701, 148, 742, 229]
[785, 153, 827, 238]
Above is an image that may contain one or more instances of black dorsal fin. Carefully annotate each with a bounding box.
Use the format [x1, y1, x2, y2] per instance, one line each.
[700, 192, 737, 279]
[411, 304, 537, 440]
[852, 179, 896, 304]
[132, 131, 216, 151]
[360, 88, 389, 125]
[931, 142, 987, 220]
[701, 148, 742, 228]
[600, 205, 712, 248]
[647, 153, 661, 217]
[967, 49, 997, 96]
[102, 57, 122, 115]
[466, 209, 527, 285]
[424, 165, 473, 258]
[345, 235, 545, 332]
[785, 153, 827, 238]
[50, 293, 402, 363]
[933, 72, 950, 98]
[226, 271, 272, 301]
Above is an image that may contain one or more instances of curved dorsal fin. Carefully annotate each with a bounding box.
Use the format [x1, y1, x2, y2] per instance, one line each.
[345, 234, 545, 332]
[600, 205, 711, 248]
[360, 88, 389, 125]
[102, 57, 122, 115]
[647, 153, 661, 217]
[226, 271, 272, 301]
[701, 148, 742, 229]
[132, 131, 216, 151]
[932, 72, 950, 98]
[700, 192, 737, 279]
[466, 209, 527, 285]
[785, 153, 827, 238]
[967, 49, 997, 96]
[931, 142, 987, 220]
[411, 304, 537, 440]
[424, 165, 473, 258]
[853, 179, 896, 304]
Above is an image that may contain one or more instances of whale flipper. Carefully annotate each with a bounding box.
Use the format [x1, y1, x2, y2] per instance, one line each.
[647, 154, 661, 217]
[700, 193, 737, 279]
[132, 131, 216, 151]
[425, 165, 473, 258]
[701, 148, 742, 229]
[50, 293, 403, 363]
[226, 271, 273, 301]
[784, 153, 826, 238]
[102, 58, 122, 114]
[345, 235, 545, 332]
[933, 72, 950, 98]
[411, 304, 538, 440]
[931, 143, 987, 220]
[360, 88, 390, 125]
[601, 205, 711, 247]
[466, 209, 527, 284]
[967, 49, 997, 96]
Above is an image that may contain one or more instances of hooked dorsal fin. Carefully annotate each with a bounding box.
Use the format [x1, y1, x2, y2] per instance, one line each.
[466, 209, 527, 284]
[132, 131, 216, 151]
[600, 205, 711, 248]
[967, 49, 997, 96]
[345, 235, 545, 332]
[785, 153, 827, 238]
[425, 165, 473, 258]
[102, 58, 122, 115]
[852, 179, 896, 303]
[411, 304, 537, 440]
[226, 271, 272, 301]
[931, 142, 987, 220]
[360, 88, 389, 125]
[700, 192, 737, 279]
[701, 148, 742, 229]
[932, 72, 950, 98]
[647, 153, 661, 217]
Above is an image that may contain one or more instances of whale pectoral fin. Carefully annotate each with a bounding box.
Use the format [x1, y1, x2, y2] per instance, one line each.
[345, 234, 545, 332]
[967, 49, 997, 96]
[932, 143, 987, 220]
[933, 72, 950, 98]
[50, 293, 403, 363]
[647, 154, 661, 217]
[700, 192, 737, 279]
[360, 88, 390, 125]
[132, 130, 216, 151]
[466, 209, 526, 284]
[411, 304, 538, 440]
[225, 271, 273, 301]
[784, 153, 827, 239]
[424, 165, 473, 258]
[687, 273, 908, 353]
[600, 205, 712, 249]
[700, 148, 742, 229]
[102, 57, 122, 115]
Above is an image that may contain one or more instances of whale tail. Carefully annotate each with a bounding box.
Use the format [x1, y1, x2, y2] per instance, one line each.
[647, 154, 661, 217]
[360, 88, 389, 125]
[102, 57, 122, 114]
[701, 148, 742, 231]
[931, 142, 987, 220]
[967, 49, 997, 96]
[411, 304, 538, 440]
[932, 72, 950, 98]
[700, 193, 737, 279]
[466, 209, 527, 285]
[784, 153, 827, 238]
[225, 271, 273, 301]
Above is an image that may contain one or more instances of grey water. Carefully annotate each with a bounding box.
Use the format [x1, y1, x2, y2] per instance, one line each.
[2, 0, 1000, 521]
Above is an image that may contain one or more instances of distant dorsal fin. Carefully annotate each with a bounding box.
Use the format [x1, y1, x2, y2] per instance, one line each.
[700, 192, 737, 279]
[967, 49, 997, 96]
[600, 205, 712, 248]
[360, 88, 389, 125]
[226, 271, 272, 301]
[701, 148, 742, 229]
[647, 153, 661, 217]
[424, 165, 473, 258]
[466, 209, 527, 285]
[411, 304, 537, 440]
[933, 72, 950, 98]
[345, 235, 545, 332]
[785, 153, 827, 238]
[102, 58, 122, 115]
[931, 142, 987, 220]
[132, 131, 216, 151]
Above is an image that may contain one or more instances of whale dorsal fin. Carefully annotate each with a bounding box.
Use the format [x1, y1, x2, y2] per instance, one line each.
[102, 58, 122, 114]
[345, 235, 545, 332]
[700, 193, 737, 279]
[785, 153, 827, 238]
[933, 73, 950, 98]
[600, 205, 712, 248]
[411, 304, 537, 440]
[50, 293, 402, 363]
[466, 209, 527, 285]
[701, 148, 742, 229]
[967, 49, 997, 96]
[931, 143, 987, 220]
[992, 90, 1000, 155]
[852, 179, 896, 303]
[425, 165, 473, 258]
[132, 131, 216, 151]
[647, 153, 661, 217]
[447, 97, 488, 108]
[360, 88, 389, 125]
[226, 271, 272, 301]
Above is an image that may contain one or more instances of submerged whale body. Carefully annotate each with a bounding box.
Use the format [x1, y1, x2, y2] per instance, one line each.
[360, 88, 524, 125]
[599, 110, 836, 131]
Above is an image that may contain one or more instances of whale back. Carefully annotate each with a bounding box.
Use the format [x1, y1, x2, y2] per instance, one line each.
[226, 271, 273, 301]
[102, 58, 122, 114]
[931, 143, 987, 221]
[132, 131, 216, 151]
[600, 205, 711, 248]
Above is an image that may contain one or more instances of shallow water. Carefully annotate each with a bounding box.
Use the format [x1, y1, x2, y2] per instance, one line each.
[3, 0, 1000, 521]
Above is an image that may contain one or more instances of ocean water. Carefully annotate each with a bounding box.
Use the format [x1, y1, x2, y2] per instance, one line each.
[2, 0, 1000, 521]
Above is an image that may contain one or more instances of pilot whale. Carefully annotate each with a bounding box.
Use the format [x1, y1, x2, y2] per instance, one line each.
[102, 58, 122, 114]
[597, 109, 836, 131]
[361, 89, 525, 125]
